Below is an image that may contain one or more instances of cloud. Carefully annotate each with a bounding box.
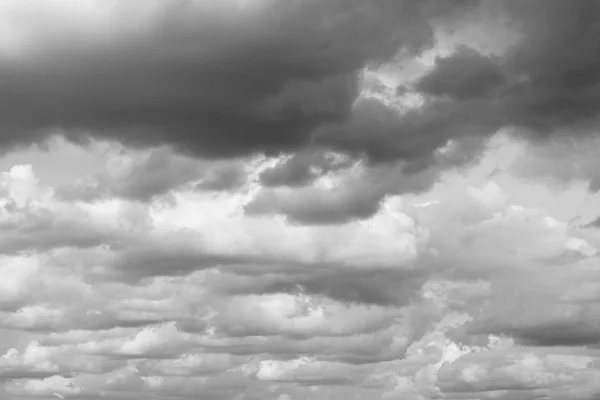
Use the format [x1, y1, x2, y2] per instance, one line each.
[419, 0, 600, 140]
[56, 145, 248, 203]
[258, 151, 354, 188]
[3, 2, 600, 399]
[414, 45, 506, 100]
[0, 345, 59, 380]
[225, 268, 427, 307]
[583, 217, 600, 229]
[0, 161, 424, 286]
[436, 347, 600, 396]
[1, 134, 597, 399]
[0, 0, 470, 160]
[1, 0, 599, 210]
[6, 375, 81, 399]
[246, 135, 488, 224]
[509, 136, 600, 193]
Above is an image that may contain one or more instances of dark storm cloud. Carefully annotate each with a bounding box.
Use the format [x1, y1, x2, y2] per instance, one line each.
[311, 0, 600, 180]
[2, 0, 600, 235]
[500, 0, 600, 129]
[256, 0, 600, 223]
[411, 0, 600, 142]
[0, 0, 598, 177]
[0, 0, 466, 159]
[246, 135, 486, 224]
[414, 45, 506, 100]
[314, 92, 503, 166]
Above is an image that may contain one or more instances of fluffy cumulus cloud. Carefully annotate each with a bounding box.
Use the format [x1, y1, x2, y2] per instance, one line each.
[1, 1, 600, 399]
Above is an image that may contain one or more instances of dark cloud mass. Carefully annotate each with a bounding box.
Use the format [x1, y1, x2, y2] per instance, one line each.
[0, 0, 452, 158]
[1, 0, 599, 177]
[497, 0, 600, 135]
[414, 45, 506, 100]
[3, 3, 600, 397]
[55, 146, 246, 203]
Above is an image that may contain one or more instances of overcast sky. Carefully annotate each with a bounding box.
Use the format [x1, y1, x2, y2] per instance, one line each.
[1, 0, 600, 399]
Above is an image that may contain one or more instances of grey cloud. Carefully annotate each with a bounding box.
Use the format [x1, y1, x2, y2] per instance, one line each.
[434, 346, 600, 400]
[246, 135, 486, 224]
[99, 232, 293, 283]
[243, 0, 600, 222]
[440, 390, 548, 400]
[135, 354, 248, 377]
[195, 164, 246, 192]
[535, 249, 596, 266]
[64, 147, 203, 202]
[457, 294, 600, 347]
[0, 0, 463, 159]
[56, 147, 246, 203]
[0, 0, 599, 210]
[0, 203, 117, 255]
[508, 136, 600, 192]
[197, 326, 429, 365]
[314, 96, 500, 164]
[413, 0, 600, 144]
[108, 241, 254, 282]
[0, 370, 58, 380]
[259, 157, 318, 188]
[414, 45, 506, 100]
[259, 151, 353, 188]
[583, 217, 600, 229]
[245, 181, 385, 225]
[513, 324, 600, 347]
[218, 269, 427, 307]
[0, 306, 166, 333]
[308, 0, 600, 200]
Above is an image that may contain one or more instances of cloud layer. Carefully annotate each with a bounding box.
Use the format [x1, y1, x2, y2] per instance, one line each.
[1, 1, 600, 399]
[0, 132, 600, 399]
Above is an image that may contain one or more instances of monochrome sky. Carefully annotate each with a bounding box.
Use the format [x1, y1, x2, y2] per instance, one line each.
[1, 0, 600, 399]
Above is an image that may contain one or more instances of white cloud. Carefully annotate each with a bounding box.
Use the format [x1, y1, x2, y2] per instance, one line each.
[0, 130, 599, 399]
[6, 375, 81, 398]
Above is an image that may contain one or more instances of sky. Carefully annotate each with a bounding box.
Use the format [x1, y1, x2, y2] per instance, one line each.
[1, 0, 600, 399]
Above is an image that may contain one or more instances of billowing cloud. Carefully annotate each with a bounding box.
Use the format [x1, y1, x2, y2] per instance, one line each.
[0, 131, 598, 399]
[2, 0, 597, 177]
[510, 136, 600, 193]
[415, 45, 506, 101]
[0, 0, 467, 158]
[2, 1, 600, 399]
